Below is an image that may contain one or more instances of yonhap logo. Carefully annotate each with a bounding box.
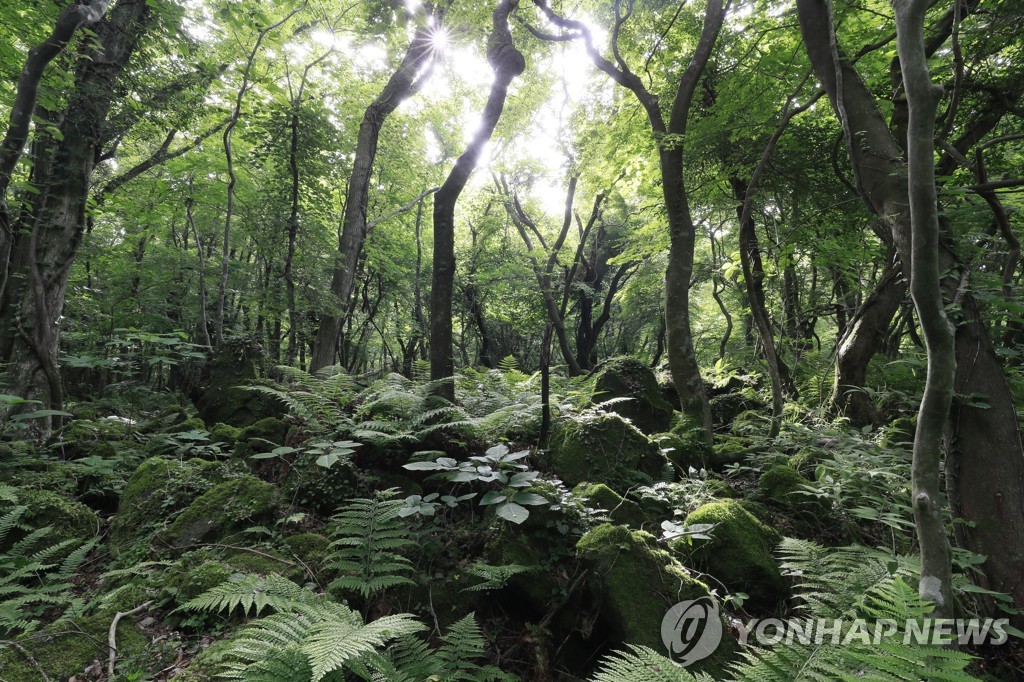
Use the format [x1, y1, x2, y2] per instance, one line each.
[660, 597, 724, 666]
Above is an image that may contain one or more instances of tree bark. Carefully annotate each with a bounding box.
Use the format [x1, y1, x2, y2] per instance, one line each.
[798, 0, 1024, 614]
[0, 0, 110, 297]
[532, 0, 723, 441]
[893, 0, 954, 615]
[429, 0, 525, 401]
[0, 0, 151, 427]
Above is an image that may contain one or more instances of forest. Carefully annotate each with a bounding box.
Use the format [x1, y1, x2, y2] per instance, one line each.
[0, 0, 1022, 679]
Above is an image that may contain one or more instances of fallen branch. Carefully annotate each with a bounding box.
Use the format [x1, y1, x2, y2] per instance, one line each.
[108, 601, 153, 676]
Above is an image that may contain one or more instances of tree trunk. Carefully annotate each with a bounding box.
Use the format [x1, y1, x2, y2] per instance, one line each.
[0, 0, 151, 428]
[894, 0, 955, 614]
[430, 0, 525, 401]
[798, 0, 1024, 614]
[831, 258, 906, 424]
[310, 18, 436, 372]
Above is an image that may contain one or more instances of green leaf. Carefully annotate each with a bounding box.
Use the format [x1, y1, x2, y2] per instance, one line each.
[495, 502, 528, 524]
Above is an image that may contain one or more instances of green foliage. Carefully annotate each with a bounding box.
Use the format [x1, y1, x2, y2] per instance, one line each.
[402, 444, 551, 524]
[591, 645, 712, 682]
[326, 489, 416, 599]
[460, 562, 538, 592]
[0, 503, 95, 636]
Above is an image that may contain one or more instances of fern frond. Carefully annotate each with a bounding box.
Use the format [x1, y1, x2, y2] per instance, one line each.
[592, 645, 713, 682]
[180, 573, 313, 617]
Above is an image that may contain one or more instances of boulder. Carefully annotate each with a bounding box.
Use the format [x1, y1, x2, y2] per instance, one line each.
[592, 357, 675, 434]
[577, 524, 733, 671]
[674, 500, 784, 611]
[572, 482, 647, 528]
[161, 476, 275, 549]
[194, 337, 283, 427]
[549, 413, 665, 492]
[111, 456, 225, 552]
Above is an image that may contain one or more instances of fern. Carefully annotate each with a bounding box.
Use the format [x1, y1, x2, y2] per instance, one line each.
[352, 613, 517, 682]
[326, 490, 416, 599]
[460, 562, 537, 592]
[592, 542, 981, 682]
[591, 645, 712, 682]
[207, 594, 423, 682]
[180, 572, 315, 617]
[0, 504, 96, 636]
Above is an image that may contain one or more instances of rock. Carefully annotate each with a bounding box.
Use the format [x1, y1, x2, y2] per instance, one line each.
[674, 500, 784, 611]
[283, 532, 331, 570]
[111, 457, 226, 553]
[592, 357, 675, 434]
[194, 338, 283, 428]
[0, 612, 148, 680]
[549, 412, 666, 492]
[788, 447, 824, 477]
[1, 488, 97, 550]
[572, 482, 647, 528]
[161, 476, 275, 549]
[232, 416, 289, 459]
[882, 415, 916, 450]
[653, 432, 709, 474]
[576, 524, 732, 671]
[710, 391, 766, 430]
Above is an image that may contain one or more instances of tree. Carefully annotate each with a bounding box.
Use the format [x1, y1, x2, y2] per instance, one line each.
[429, 0, 526, 401]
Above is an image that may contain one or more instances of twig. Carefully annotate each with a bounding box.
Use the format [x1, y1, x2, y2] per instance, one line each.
[108, 601, 153, 676]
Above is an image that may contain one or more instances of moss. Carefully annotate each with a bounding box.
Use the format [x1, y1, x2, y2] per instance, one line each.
[233, 417, 288, 459]
[704, 478, 734, 499]
[758, 465, 825, 516]
[654, 432, 709, 474]
[283, 532, 331, 568]
[788, 448, 824, 477]
[166, 417, 208, 435]
[0, 612, 148, 680]
[195, 338, 283, 428]
[111, 456, 226, 552]
[210, 422, 242, 444]
[10, 488, 97, 546]
[179, 561, 235, 601]
[549, 412, 665, 491]
[576, 524, 732, 672]
[675, 500, 783, 610]
[592, 357, 675, 434]
[729, 409, 765, 436]
[572, 482, 647, 528]
[162, 476, 275, 549]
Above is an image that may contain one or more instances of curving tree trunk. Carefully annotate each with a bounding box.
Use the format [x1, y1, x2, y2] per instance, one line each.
[893, 0, 954, 614]
[532, 0, 724, 442]
[0, 0, 151, 429]
[429, 0, 525, 401]
[310, 17, 437, 372]
[798, 0, 1024, 615]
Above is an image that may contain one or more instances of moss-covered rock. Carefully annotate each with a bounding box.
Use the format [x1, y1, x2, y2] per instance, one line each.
[576, 523, 731, 671]
[759, 464, 804, 499]
[882, 415, 916, 450]
[233, 416, 289, 459]
[710, 391, 766, 428]
[549, 413, 665, 491]
[283, 532, 331, 569]
[654, 432, 709, 474]
[210, 422, 242, 444]
[195, 338, 283, 427]
[6, 488, 97, 547]
[572, 482, 647, 528]
[592, 357, 675, 434]
[161, 476, 275, 549]
[788, 447, 824, 477]
[675, 500, 783, 611]
[0, 612, 148, 680]
[111, 456, 226, 552]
